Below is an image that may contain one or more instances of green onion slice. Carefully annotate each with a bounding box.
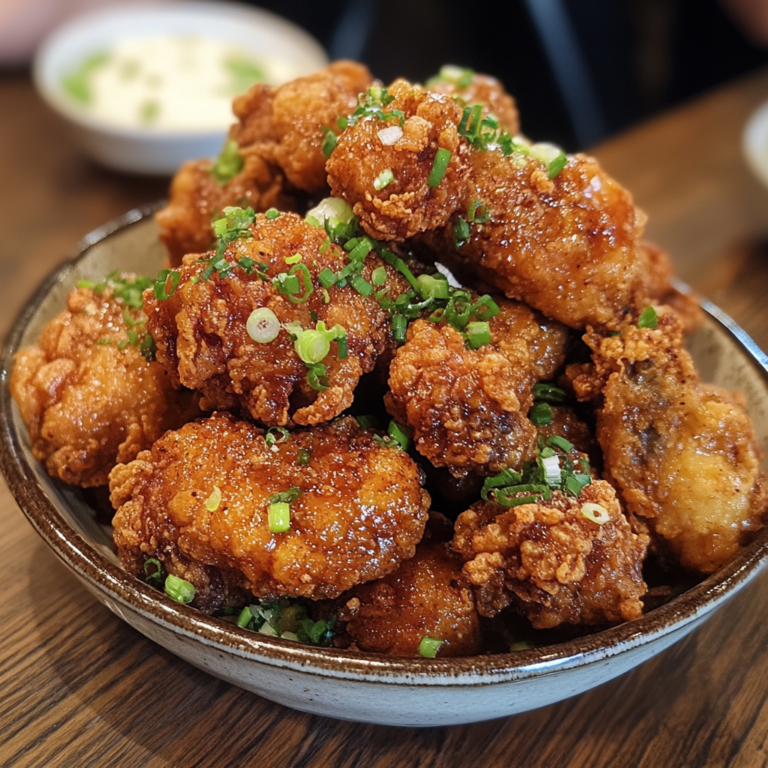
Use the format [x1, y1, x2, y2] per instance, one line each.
[153, 269, 180, 301]
[268, 502, 291, 533]
[466, 320, 491, 349]
[418, 636, 444, 658]
[529, 402, 553, 426]
[143, 558, 162, 582]
[581, 502, 611, 525]
[638, 306, 658, 329]
[427, 147, 452, 188]
[164, 574, 196, 604]
[374, 168, 394, 190]
[247, 308, 280, 343]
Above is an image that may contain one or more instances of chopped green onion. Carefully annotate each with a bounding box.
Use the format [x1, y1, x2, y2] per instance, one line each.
[581, 502, 611, 525]
[237, 606, 253, 628]
[454, 217, 471, 249]
[268, 487, 301, 504]
[307, 362, 329, 391]
[322, 127, 337, 157]
[530, 402, 553, 426]
[285, 253, 303, 265]
[466, 320, 492, 349]
[427, 147, 452, 188]
[265, 427, 290, 446]
[268, 502, 291, 533]
[371, 266, 387, 286]
[467, 199, 490, 223]
[153, 269, 180, 301]
[418, 636, 444, 658]
[246, 308, 280, 343]
[205, 485, 222, 512]
[164, 574, 196, 604]
[387, 420, 411, 451]
[296, 330, 331, 365]
[638, 306, 658, 329]
[347, 237, 373, 262]
[350, 273, 373, 297]
[318, 268, 337, 288]
[417, 274, 450, 300]
[541, 454, 561, 485]
[211, 139, 244, 185]
[297, 448, 311, 465]
[306, 197, 355, 228]
[547, 435, 574, 453]
[265, 208, 280, 220]
[355, 414, 380, 429]
[565, 474, 591, 497]
[532, 383, 568, 404]
[374, 168, 395, 190]
[392, 313, 407, 343]
[547, 152, 568, 179]
[143, 558, 162, 582]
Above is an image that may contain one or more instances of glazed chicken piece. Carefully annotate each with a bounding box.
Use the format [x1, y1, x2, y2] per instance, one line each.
[440, 149, 647, 331]
[577, 309, 767, 573]
[452, 480, 648, 629]
[334, 528, 482, 657]
[427, 67, 520, 136]
[146, 210, 409, 427]
[385, 298, 569, 476]
[110, 414, 431, 612]
[10, 280, 197, 487]
[157, 61, 373, 265]
[326, 79, 472, 241]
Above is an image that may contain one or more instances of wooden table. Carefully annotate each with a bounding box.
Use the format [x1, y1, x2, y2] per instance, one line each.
[3, 67, 768, 768]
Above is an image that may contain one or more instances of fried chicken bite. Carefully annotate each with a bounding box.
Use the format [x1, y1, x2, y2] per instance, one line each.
[385, 298, 569, 476]
[427, 67, 520, 136]
[582, 309, 767, 573]
[110, 414, 431, 611]
[334, 525, 482, 657]
[326, 79, 472, 241]
[11, 282, 197, 487]
[146, 210, 410, 427]
[232, 60, 373, 193]
[157, 61, 373, 265]
[437, 149, 646, 331]
[452, 481, 648, 629]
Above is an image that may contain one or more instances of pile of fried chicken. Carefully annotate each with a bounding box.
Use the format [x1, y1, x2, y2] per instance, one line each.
[12, 62, 767, 657]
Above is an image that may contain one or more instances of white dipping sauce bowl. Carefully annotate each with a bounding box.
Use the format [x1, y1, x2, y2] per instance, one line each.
[33, 2, 329, 174]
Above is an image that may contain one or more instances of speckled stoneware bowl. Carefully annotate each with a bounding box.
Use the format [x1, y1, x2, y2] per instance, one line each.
[3, 204, 768, 727]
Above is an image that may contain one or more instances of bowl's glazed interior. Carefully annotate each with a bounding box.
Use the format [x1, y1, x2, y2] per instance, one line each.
[3, 204, 768, 726]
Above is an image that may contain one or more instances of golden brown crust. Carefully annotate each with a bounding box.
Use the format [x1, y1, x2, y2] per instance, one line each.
[336, 540, 482, 657]
[110, 414, 431, 611]
[452, 482, 648, 628]
[385, 298, 568, 476]
[327, 79, 472, 241]
[585, 310, 768, 573]
[10, 286, 197, 487]
[146, 212, 409, 427]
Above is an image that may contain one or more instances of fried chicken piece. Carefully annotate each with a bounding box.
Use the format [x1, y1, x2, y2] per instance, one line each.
[637, 241, 703, 333]
[156, 61, 373, 266]
[326, 79, 472, 241]
[437, 149, 646, 331]
[232, 60, 373, 193]
[585, 310, 767, 573]
[11, 284, 196, 487]
[156, 154, 298, 266]
[385, 299, 569, 476]
[427, 69, 520, 135]
[452, 481, 648, 629]
[110, 414, 431, 611]
[335, 539, 482, 657]
[147, 211, 409, 427]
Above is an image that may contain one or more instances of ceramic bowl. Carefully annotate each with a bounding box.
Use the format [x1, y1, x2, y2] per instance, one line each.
[33, 3, 328, 174]
[3, 204, 768, 727]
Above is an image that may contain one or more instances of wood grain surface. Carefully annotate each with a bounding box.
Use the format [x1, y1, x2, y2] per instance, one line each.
[3, 68, 768, 768]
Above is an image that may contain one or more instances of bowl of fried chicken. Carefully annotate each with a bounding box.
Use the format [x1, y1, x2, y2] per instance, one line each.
[3, 62, 768, 727]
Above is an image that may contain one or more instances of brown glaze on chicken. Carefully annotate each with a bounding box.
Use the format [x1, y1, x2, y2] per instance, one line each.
[385, 298, 569, 476]
[146, 212, 409, 427]
[11, 285, 197, 487]
[110, 414, 431, 611]
[452, 481, 648, 628]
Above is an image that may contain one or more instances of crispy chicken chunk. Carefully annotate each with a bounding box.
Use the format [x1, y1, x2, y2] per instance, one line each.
[327, 79, 472, 241]
[335, 538, 482, 657]
[442, 149, 646, 331]
[385, 299, 569, 476]
[11, 284, 196, 487]
[452, 481, 648, 628]
[146, 211, 409, 427]
[583, 310, 767, 573]
[157, 61, 373, 265]
[110, 414, 431, 611]
[427, 69, 520, 136]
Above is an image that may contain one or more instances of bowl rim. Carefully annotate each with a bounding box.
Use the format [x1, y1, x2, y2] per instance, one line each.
[3, 202, 768, 686]
[32, 1, 329, 139]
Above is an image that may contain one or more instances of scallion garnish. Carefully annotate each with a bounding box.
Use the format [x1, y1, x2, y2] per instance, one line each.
[265, 427, 290, 446]
[392, 313, 407, 343]
[297, 448, 311, 465]
[374, 168, 394, 190]
[581, 502, 611, 525]
[387, 420, 411, 451]
[638, 306, 658, 329]
[547, 152, 568, 179]
[237, 606, 253, 628]
[265, 208, 280, 220]
[466, 320, 491, 349]
[153, 269, 181, 300]
[322, 126, 337, 157]
[211, 139, 244, 185]
[268, 502, 291, 533]
[454, 216, 470, 248]
[532, 383, 568, 404]
[307, 362, 329, 391]
[246, 308, 280, 343]
[417, 274, 450, 301]
[285, 253, 303, 265]
[529, 402, 553, 426]
[143, 558, 162, 583]
[418, 636, 444, 658]
[371, 266, 387, 286]
[164, 574, 196, 604]
[427, 147, 452, 188]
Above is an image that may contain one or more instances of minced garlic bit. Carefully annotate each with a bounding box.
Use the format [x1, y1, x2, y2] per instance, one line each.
[378, 125, 403, 145]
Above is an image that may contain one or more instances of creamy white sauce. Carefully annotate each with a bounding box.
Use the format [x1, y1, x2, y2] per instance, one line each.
[63, 34, 298, 131]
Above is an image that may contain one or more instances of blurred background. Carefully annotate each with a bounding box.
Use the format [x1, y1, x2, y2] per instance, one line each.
[4, 0, 768, 151]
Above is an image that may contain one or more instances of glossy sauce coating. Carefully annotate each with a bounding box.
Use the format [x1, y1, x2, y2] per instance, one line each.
[110, 414, 431, 611]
